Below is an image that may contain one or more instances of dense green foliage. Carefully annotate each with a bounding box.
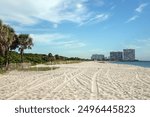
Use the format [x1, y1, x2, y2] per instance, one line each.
[0, 51, 86, 66]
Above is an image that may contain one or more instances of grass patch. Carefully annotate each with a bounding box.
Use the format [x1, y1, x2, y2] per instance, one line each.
[18, 67, 59, 71]
[0, 69, 6, 74]
[46, 60, 81, 65]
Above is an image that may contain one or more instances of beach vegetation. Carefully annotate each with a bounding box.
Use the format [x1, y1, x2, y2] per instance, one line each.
[18, 66, 59, 71]
[0, 19, 88, 72]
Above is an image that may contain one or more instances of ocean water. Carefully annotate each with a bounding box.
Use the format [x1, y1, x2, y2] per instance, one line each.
[112, 61, 150, 68]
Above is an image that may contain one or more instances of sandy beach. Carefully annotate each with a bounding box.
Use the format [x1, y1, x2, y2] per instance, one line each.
[0, 61, 150, 100]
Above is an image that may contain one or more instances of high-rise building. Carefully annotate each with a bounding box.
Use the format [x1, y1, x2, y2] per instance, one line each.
[91, 54, 104, 61]
[123, 49, 135, 61]
[110, 51, 123, 61]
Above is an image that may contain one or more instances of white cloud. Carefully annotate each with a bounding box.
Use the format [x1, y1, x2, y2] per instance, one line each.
[76, 3, 83, 9]
[126, 15, 139, 23]
[0, 0, 108, 26]
[31, 33, 70, 43]
[126, 3, 148, 23]
[57, 41, 86, 48]
[135, 3, 148, 13]
[91, 14, 109, 22]
[80, 14, 110, 25]
[31, 33, 86, 49]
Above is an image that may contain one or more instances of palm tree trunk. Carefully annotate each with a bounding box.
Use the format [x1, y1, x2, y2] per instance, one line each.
[20, 49, 24, 63]
[5, 47, 9, 70]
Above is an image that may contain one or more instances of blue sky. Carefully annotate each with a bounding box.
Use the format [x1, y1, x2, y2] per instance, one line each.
[0, 0, 150, 60]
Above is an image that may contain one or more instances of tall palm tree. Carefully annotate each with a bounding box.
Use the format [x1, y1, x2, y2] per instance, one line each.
[0, 20, 16, 69]
[0, 20, 4, 56]
[18, 34, 33, 63]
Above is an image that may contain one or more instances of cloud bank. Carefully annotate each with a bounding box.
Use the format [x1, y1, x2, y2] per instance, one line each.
[0, 0, 109, 26]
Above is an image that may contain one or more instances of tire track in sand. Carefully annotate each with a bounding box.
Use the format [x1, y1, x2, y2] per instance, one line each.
[135, 72, 150, 86]
[42, 69, 85, 99]
[90, 69, 100, 100]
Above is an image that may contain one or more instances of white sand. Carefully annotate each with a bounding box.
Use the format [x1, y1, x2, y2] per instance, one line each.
[0, 61, 150, 100]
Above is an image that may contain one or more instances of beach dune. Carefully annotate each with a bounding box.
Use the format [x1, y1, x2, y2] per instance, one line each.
[0, 62, 150, 100]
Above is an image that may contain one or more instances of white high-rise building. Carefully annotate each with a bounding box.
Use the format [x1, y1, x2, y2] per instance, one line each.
[123, 49, 135, 61]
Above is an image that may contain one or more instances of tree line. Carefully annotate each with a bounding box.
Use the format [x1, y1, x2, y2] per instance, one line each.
[1, 51, 84, 64]
[0, 20, 87, 70]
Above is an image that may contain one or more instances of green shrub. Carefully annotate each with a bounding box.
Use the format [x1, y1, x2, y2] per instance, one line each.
[0, 56, 5, 65]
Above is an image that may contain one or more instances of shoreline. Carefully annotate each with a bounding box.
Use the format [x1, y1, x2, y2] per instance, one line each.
[110, 61, 150, 68]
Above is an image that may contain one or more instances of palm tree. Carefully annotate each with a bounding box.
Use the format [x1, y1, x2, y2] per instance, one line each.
[48, 53, 54, 64]
[0, 20, 16, 69]
[18, 34, 33, 63]
[0, 20, 4, 56]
